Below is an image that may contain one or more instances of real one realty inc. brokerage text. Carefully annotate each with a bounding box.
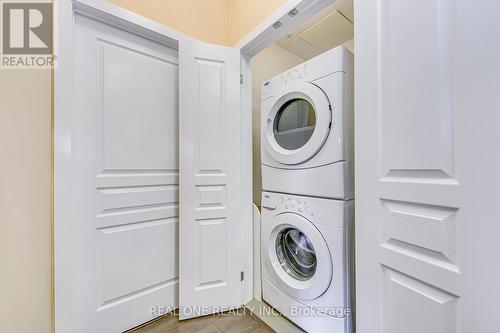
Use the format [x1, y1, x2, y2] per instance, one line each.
[149, 305, 352, 318]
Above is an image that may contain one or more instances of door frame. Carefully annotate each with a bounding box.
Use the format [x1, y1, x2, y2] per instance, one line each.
[54, 0, 336, 331]
[236, 0, 340, 304]
[54, 1, 186, 331]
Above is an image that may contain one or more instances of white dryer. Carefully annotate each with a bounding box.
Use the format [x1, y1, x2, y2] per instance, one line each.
[261, 192, 354, 333]
[261, 46, 354, 200]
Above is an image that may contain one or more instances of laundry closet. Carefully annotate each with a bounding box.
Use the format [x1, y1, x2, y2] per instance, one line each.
[250, 1, 355, 331]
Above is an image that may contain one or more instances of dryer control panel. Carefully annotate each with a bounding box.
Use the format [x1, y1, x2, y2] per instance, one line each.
[261, 46, 351, 101]
[282, 65, 306, 84]
[261, 65, 307, 100]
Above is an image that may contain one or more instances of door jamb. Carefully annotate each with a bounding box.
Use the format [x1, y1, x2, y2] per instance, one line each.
[54, 1, 186, 331]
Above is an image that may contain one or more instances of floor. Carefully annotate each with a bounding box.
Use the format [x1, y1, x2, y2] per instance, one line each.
[130, 310, 275, 333]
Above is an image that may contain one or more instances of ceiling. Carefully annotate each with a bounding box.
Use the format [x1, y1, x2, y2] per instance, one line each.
[276, 0, 354, 59]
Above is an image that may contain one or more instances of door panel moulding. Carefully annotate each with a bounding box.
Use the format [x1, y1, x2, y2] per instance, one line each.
[54, 1, 187, 332]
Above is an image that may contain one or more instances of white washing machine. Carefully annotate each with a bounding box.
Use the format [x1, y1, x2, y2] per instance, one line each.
[261, 46, 354, 200]
[261, 191, 354, 333]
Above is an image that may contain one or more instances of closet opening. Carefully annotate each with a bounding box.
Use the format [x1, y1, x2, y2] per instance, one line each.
[247, 0, 355, 331]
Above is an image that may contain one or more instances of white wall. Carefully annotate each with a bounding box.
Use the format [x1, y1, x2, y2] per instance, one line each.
[251, 44, 305, 205]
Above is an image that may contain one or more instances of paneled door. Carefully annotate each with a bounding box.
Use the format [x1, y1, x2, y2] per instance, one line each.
[179, 39, 242, 319]
[74, 14, 179, 332]
[356, 0, 500, 332]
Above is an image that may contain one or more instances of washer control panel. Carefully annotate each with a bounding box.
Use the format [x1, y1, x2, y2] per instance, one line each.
[283, 197, 313, 217]
[262, 191, 351, 229]
[262, 192, 314, 218]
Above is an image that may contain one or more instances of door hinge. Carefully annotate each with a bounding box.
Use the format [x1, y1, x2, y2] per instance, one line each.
[241, 271, 244, 281]
[288, 8, 299, 17]
[240, 74, 244, 84]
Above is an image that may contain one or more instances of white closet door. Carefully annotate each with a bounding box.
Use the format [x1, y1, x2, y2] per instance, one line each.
[74, 14, 179, 333]
[356, 0, 500, 332]
[179, 39, 242, 319]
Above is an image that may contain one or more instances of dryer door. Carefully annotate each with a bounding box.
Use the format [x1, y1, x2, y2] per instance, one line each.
[264, 212, 332, 301]
[263, 81, 331, 165]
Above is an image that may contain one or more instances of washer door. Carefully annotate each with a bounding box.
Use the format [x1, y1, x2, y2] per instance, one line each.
[263, 81, 331, 165]
[266, 213, 332, 300]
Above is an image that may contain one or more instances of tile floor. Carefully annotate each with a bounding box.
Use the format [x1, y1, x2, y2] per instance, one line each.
[130, 310, 275, 333]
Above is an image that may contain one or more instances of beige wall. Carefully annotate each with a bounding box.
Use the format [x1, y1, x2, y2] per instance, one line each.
[110, 0, 288, 46]
[109, 0, 230, 45]
[0, 69, 52, 333]
[251, 44, 305, 205]
[227, 0, 287, 45]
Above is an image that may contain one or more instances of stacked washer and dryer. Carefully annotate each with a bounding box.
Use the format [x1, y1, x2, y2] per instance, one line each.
[260, 46, 354, 333]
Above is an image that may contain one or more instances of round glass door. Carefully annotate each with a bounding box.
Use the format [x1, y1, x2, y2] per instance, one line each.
[264, 213, 333, 300]
[273, 99, 316, 150]
[263, 82, 331, 165]
[276, 227, 317, 281]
